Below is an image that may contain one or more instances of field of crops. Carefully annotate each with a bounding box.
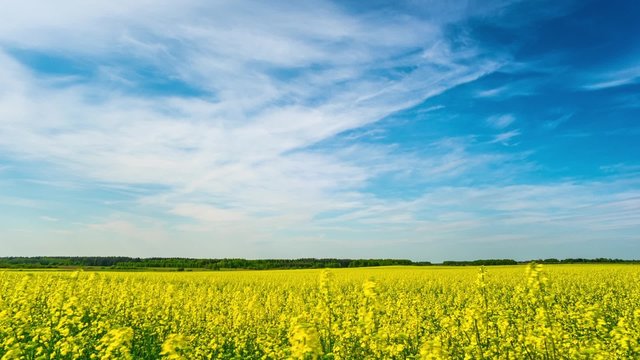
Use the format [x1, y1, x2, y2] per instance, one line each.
[1, 264, 640, 359]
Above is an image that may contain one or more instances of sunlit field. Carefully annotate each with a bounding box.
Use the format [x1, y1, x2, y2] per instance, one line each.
[1, 264, 640, 359]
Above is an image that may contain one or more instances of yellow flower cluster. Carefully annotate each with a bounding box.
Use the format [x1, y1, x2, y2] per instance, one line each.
[1, 264, 639, 359]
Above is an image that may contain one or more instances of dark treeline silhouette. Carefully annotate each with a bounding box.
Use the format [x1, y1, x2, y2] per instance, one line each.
[533, 258, 639, 264]
[442, 258, 639, 266]
[0, 257, 418, 270]
[442, 259, 518, 266]
[0, 257, 638, 270]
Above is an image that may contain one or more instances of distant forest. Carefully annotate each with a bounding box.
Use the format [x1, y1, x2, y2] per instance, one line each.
[0, 257, 638, 270]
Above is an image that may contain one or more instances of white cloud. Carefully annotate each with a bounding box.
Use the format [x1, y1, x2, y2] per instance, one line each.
[476, 85, 509, 98]
[583, 64, 640, 90]
[298, 178, 640, 259]
[486, 114, 515, 129]
[0, 195, 43, 209]
[0, 1, 504, 230]
[543, 113, 572, 130]
[491, 129, 521, 145]
[600, 163, 640, 175]
[171, 203, 246, 223]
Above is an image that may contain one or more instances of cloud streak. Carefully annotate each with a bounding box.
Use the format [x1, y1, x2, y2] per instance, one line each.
[0, 1, 502, 220]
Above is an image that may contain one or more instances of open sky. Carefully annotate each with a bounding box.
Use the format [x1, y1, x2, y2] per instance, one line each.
[1, 0, 639, 261]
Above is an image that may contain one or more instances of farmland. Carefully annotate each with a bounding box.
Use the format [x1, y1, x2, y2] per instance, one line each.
[1, 264, 639, 359]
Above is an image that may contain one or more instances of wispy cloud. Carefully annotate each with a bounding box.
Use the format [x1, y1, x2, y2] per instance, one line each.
[491, 130, 521, 145]
[476, 85, 509, 98]
[0, 195, 43, 209]
[305, 178, 640, 260]
[583, 64, 640, 90]
[600, 163, 640, 175]
[543, 113, 573, 130]
[0, 1, 505, 247]
[486, 114, 515, 129]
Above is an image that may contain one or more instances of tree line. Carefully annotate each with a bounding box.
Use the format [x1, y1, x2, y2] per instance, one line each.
[0, 257, 418, 270]
[0, 256, 637, 270]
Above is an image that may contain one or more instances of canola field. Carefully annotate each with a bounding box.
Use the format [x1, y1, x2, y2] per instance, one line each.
[1, 264, 640, 359]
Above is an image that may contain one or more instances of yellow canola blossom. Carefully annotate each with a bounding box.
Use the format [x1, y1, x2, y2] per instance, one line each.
[1, 264, 639, 359]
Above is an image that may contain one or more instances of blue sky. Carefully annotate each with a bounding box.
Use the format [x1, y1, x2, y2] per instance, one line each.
[0, 0, 639, 261]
